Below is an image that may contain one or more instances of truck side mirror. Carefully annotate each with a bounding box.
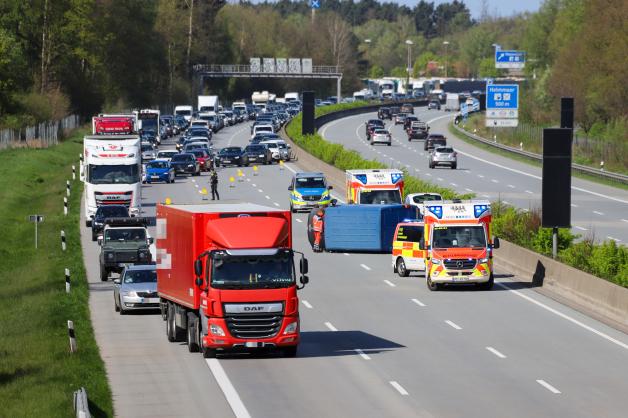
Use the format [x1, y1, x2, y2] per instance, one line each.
[288, 185, 293, 191]
[331, 199, 338, 206]
[300, 275, 309, 285]
[493, 237, 500, 249]
[328, 185, 333, 190]
[195, 278, 203, 287]
[148, 237, 154, 244]
[194, 259, 203, 277]
[300, 258, 309, 275]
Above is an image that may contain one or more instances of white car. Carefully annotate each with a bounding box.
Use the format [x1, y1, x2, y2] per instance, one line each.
[252, 124, 274, 139]
[156, 150, 178, 161]
[260, 139, 291, 161]
[404, 193, 443, 215]
[371, 129, 392, 146]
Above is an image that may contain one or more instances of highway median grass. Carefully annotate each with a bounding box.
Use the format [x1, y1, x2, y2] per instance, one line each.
[0, 130, 113, 417]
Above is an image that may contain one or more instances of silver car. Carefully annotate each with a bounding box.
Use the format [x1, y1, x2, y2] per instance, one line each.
[429, 146, 457, 169]
[141, 143, 157, 161]
[370, 129, 392, 146]
[113, 264, 159, 314]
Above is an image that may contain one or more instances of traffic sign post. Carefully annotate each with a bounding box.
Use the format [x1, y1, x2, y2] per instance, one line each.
[495, 50, 525, 69]
[28, 215, 44, 249]
[485, 84, 519, 127]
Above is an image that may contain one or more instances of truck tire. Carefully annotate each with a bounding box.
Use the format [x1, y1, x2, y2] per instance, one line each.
[283, 346, 298, 358]
[160, 300, 167, 321]
[387, 142, 391, 146]
[91, 230, 97, 241]
[427, 275, 440, 291]
[166, 302, 177, 342]
[478, 275, 494, 291]
[187, 313, 200, 353]
[396, 258, 409, 277]
[99, 265, 108, 281]
[451, 164, 457, 170]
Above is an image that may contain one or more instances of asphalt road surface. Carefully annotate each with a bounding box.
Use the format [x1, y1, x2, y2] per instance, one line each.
[320, 107, 628, 244]
[81, 119, 628, 418]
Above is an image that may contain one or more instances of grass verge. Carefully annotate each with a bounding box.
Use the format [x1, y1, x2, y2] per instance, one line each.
[450, 121, 628, 192]
[0, 129, 113, 417]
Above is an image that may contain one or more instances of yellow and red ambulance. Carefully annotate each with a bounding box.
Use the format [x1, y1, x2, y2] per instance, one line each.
[422, 200, 500, 291]
[391, 221, 426, 277]
[345, 169, 404, 205]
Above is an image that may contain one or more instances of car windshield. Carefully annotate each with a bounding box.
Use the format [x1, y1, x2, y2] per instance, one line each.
[246, 146, 264, 152]
[88, 164, 139, 184]
[175, 109, 191, 116]
[211, 251, 295, 289]
[396, 225, 423, 242]
[432, 225, 486, 249]
[171, 154, 192, 162]
[141, 145, 153, 152]
[221, 147, 241, 154]
[296, 177, 326, 188]
[97, 206, 128, 218]
[157, 151, 176, 158]
[256, 126, 272, 132]
[123, 269, 156, 284]
[148, 161, 169, 169]
[412, 194, 442, 204]
[359, 190, 401, 204]
[192, 151, 207, 158]
[105, 228, 146, 242]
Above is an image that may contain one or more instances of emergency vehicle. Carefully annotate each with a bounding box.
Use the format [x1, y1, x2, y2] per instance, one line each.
[422, 200, 500, 291]
[392, 221, 426, 277]
[345, 169, 404, 205]
[83, 116, 141, 225]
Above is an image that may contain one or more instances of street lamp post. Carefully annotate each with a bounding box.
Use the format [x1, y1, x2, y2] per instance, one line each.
[443, 41, 450, 78]
[364, 39, 371, 79]
[405, 39, 413, 97]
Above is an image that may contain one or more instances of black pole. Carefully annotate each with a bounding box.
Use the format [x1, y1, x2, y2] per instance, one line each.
[560, 97, 574, 129]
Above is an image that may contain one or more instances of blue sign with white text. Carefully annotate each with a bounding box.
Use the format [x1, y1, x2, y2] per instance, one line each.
[495, 50, 525, 68]
[486, 85, 518, 110]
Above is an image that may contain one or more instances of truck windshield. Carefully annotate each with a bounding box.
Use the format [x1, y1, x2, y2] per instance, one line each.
[88, 164, 139, 184]
[211, 251, 295, 289]
[175, 110, 191, 116]
[359, 190, 401, 204]
[105, 228, 146, 242]
[432, 225, 486, 249]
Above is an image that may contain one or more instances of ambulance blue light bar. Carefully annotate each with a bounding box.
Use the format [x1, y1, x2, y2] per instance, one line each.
[474, 204, 489, 217]
[427, 205, 443, 219]
[391, 172, 403, 184]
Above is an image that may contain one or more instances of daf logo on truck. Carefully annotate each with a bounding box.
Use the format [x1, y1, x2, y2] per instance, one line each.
[244, 306, 264, 312]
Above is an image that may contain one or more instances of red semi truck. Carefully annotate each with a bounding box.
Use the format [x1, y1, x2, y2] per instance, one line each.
[156, 203, 309, 357]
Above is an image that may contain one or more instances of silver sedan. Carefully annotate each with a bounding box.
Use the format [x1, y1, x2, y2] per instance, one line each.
[429, 146, 457, 169]
[370, 129, 392, 146]
[113, 264, 159, 314]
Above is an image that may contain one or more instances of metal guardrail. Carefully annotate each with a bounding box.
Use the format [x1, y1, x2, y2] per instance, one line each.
[453, 123, 628, 185]
[314, 99, 429, 130]
[73, 387, 91, 418]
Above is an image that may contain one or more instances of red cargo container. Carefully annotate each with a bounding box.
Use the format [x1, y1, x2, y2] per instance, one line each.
[92, 116, 136, 135]
[156, 202, 308, 358]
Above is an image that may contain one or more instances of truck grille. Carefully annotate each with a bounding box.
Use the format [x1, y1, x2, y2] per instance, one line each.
[136, 291, 158, 298]
[303, 195, 321, 202]
[444, 259, 476, 270]
[116, 251, 138, 263]
[225, 314, 282, 339]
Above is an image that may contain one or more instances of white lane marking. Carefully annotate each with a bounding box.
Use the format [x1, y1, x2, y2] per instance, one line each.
[252, 183, 257, 187]
[415, 168, 420, 172]
[571, 203, 578, 207]
[390, 381, 409, 396]
[536, 379, 561, 394]
[205, 359, 252, 418]
[607, 236, 621, 242]
[355, 349, 371, 360]
[437, 177, 444, 181]
[486, 346, 507, 359]
[265, 195, 271, 200]
[525, 190, 534, 194]
[383, 279, 396, 287]
[478, 174, 485, 178]
[425, 173, 432, 177]
[411, 298, 426, 307]
[325, 322, 338, 332]
[295, 218, 303, 223]
[491, 179, 499, 183]
[450, 182, 458, 187]
[482, 194, 490, 198]
[360, 264, 371, 271]
[302, 300, 313, 309]
[319, 118, 344, 139]
[508, 184, 515, 189]
[622, 219, 628, 223]
[465, 188, 473, 192]
[593, 210, 604, 215]
[344, 253, 350, 256]
[246, 178, 250, 182]
[273, 202, 280, 207]
[495, 282, 628, 350]
[258, 189, 263, 193]
[191, 179, 196, 183]
[445, 320, 462, 330]
[575, 226, 588, 231]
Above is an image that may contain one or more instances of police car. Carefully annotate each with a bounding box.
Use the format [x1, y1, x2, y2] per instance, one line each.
[288, 172, 333, 213]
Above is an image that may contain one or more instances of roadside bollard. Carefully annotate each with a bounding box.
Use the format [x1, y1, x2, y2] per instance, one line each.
[600, 161, 605, 171]
[72, 165, 76, 181]
[201, 187, 208, 200]
[65, 268, 71, 293]
[237, 169, 244, 182]
[229, 176, 235, 188]
[253, 165, 258, 176]
[165, 197, 172, 205]
[520, 142, 523, 150]
[68, 320, 77, 353]
[63, 197, 68, 216]
[279, 160, 284, 171]
[66, 180, 71, 197]
[61, 230, 67, 251]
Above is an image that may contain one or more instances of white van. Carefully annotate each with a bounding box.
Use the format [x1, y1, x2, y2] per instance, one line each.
[251, 124, 274, 139]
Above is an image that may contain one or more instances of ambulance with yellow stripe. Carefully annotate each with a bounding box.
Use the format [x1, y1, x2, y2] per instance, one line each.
[422, 200, 500, 291]
[392, 221, 426, 277]
[346, 169, 404, 205]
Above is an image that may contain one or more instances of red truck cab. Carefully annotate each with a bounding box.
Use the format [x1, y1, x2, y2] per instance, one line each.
[156, 202, 308, 357]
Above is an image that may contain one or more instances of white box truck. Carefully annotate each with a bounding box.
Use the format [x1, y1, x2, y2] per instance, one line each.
[198, 95, 219, 113]
[445, 93, 460, 111]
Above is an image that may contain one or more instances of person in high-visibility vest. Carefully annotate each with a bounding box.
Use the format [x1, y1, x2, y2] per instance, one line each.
[312, 209, 324, 252]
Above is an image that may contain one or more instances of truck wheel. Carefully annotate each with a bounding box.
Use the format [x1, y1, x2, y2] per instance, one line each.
[427, 275, 440, 291]
[290, 204, 296, 213]
[283, 346, 298, 358]
[91, 230, 97, 241]
[387, 142, 391, 146]
[100, 265, 108, 281]
[160, 300, 167, 321]
[478, 275, 494, 291]
[451, 164, 457, 170]
[396, 258, 409, 277]
[187, 313, 200, 353]
[166, 302, 177, 342]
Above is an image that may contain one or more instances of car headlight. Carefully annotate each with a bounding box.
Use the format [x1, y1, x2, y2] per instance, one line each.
[210, 324, 225, 336]
[480, 257, 489, 263]
[106, 252, 115, 260]
[431, 258, 441, 265]
[138, 250, 149, 260]
[234, 156, 240, 159]
[187, 164, 194, 167]
[283, 321, 298, 334]
[122, 291, 137, 297]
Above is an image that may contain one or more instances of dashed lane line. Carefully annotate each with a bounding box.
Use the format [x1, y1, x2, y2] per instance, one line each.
[536, 380, 561, 394]
[205, 359, 252, 418]
[383, 280, 396, 287]
[325, 322, 338, 332]
[486, 347, 507, 359]
[302, 300, 313, 309]
[445, 320, 462, 330]
[411, 298, 426, 307]
[360, 264, 372, 271]
[389, 381, 409, 396]
[354, 349, 372, 360]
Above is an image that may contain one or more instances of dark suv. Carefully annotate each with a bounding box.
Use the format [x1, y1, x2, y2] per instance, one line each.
[170, 153, 200, 176]
[377, 107, 392, 120]
[243, 144, 272, 165]
[365, 119, 385, 140]
[91, 205, 129, 241]
[425, 134, 447, 151]
[216, 146, 248, 167]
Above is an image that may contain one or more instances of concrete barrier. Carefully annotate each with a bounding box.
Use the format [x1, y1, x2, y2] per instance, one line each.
[283, 104, 628, 333]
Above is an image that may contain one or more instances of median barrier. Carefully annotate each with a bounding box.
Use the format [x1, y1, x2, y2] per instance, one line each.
[284, 103, 628, 333]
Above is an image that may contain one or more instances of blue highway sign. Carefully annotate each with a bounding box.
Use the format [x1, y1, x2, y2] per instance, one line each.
[486, 84, 519, 120]
[495, 50, 525, 69]
[310, 0, 321, 9]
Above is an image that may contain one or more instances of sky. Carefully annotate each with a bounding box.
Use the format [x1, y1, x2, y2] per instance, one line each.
[424, 0, 544, 18]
